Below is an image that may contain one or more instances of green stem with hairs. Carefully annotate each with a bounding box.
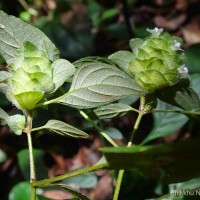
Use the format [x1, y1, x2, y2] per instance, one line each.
[127, 111, 144, 147]
[24, 112, 36, 200]
[113, 96, 145, 200]
[33, 162, 108, 187]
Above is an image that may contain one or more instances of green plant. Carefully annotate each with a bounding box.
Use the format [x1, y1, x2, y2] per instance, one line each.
[1, 11, 200, 200]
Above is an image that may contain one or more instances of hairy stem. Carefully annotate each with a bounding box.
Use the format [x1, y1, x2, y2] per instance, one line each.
[113, 96, 145, 200]
[25, 112, 36, 200]
[33, 162, 108, 187]
[79, 110, 118, 147]
[127, 111, 144, 147]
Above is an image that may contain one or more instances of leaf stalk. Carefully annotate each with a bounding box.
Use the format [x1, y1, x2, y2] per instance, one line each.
[79, 110, 118, 147]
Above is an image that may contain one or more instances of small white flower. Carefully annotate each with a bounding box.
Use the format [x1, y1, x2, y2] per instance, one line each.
[178, 65, 188, 74]
[171, 40, 183, 51]
[146, 27, 163, 37]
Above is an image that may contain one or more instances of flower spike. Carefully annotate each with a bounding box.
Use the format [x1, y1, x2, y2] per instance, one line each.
[129, 28, 186, 93]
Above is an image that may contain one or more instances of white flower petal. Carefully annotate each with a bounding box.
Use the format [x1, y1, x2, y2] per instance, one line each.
[146, 27, 163, 37]
[178, 65, 188, 74]
[171, 40, 183, 51]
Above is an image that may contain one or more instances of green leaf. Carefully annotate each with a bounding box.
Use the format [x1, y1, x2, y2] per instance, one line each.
[0, 11, 59, 64]
[108, 50, 134, 75]
[36, 120, 88, 138]
[94, 103, 133, 119]
[58, 63, 145, 109]
[57, 184, 91, 200]
[0, 107, 9, 120]
[73, 56, 115, 68]
[101, 138, 200, 184]
[142, 100, 188, 144]
[185, 43, 200, 73]
[7, 114, 25, 135]
[51, 59, 75, 93]
[101, 8, 118, 21]
[63, 171, 98, 189]
[161, 178, 200, 200]
[15, 91, 43, 110]
[156, 87, 200, 111]
[9, 182, 31, 200]
[104, 127, 123, 139]
[87, 1, 101, 27]
[8, 181, 49, 200]
[18, 149, 48, 180]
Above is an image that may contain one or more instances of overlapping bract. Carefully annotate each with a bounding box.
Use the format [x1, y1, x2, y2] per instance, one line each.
[3, 42, 54, 110]
[128, 28, 186, 93]
[0, 39, 76, 111]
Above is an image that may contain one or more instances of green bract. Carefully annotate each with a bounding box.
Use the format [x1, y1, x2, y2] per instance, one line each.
[1, 42, 76, 111]
[0, 41, 76, 111]
[4, 42, 54, 110]
[128, 28, 187, 93]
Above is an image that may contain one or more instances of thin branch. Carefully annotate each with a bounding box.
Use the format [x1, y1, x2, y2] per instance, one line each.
[33, 162, 108, 187]
[79, 110, 118, 147]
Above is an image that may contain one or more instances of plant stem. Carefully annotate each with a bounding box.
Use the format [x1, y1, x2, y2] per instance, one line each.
[79, 110, 118, 147]
[25, 112, 36, 200]
[33, 162, 108, 187]
[113, 96, 145, 200]
[127, 111, 144, 147]
[113, 170, 125, 200]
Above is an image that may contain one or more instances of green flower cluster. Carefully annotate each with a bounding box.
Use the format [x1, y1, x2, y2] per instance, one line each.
[6, 42, 54, 110]
[128, 28, 187, 93]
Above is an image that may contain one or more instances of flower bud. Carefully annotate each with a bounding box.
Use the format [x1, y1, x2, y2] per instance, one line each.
[128, 28, 187, 93]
